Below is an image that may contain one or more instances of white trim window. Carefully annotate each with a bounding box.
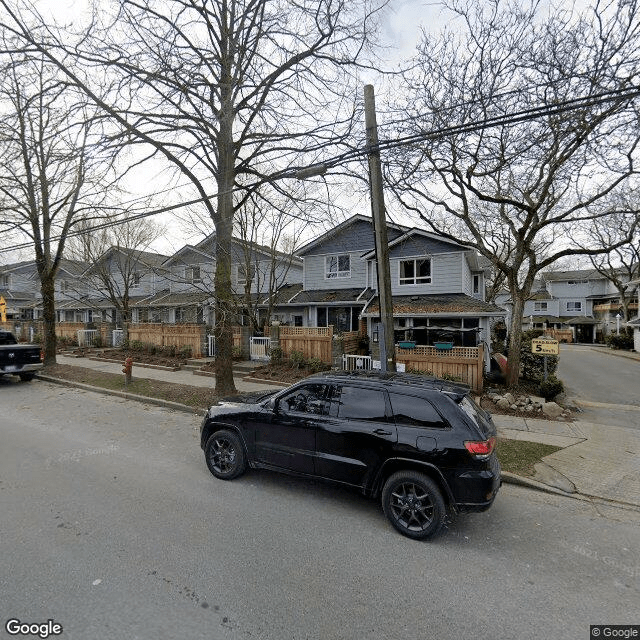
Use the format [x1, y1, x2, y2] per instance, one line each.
[534, 301, 548, 312]
[185, 265, 202, 284]
[237, 263, 256, 286]
[130, 272, 141, 289]
[567, 301, 582, 312]
[0, 274, 9, 287]
[399, 258, 431, 285]
[325, 254, 351, 279]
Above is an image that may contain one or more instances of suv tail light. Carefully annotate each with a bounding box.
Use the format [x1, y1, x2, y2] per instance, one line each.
[464, 436, 496, 460]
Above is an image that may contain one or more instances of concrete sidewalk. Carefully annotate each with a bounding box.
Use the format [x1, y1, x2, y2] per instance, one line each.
[42, 354, 640, 511]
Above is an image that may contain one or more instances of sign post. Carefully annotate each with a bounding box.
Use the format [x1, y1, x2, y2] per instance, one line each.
[531, 337, 559, 381]
[0, 296, 6, 323]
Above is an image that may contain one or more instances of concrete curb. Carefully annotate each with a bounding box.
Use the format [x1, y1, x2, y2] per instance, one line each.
[37, 374, 203, 416]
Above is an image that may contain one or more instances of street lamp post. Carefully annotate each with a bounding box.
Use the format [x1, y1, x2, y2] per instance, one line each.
[616, 313, 621, 335]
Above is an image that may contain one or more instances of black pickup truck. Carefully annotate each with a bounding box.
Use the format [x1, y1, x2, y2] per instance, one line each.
[0, 330, 43, 381]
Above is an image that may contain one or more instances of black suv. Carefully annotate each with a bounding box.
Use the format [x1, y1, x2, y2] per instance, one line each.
[200, 371, 500, 540]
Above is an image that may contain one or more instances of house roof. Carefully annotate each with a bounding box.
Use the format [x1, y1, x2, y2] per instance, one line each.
[260, 282, 305, 306]
[132, 290, 212, 308]
[563, 316, 599, 325]
[361, 228, 471, 259]
[362, 293, 505, 317]
[295, 214, 409, 256]
[288, 287, 373, 305]
[542, 269, 601, 282]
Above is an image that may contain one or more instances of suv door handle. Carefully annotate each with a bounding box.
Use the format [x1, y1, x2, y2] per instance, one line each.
[374, 428, 392, 436]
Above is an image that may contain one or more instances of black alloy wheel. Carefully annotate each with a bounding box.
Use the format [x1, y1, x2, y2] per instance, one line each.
[205, 430, 247, 480]
[382, 471, 445, 540]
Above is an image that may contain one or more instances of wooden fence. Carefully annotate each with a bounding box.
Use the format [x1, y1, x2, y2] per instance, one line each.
[127, 323, 206, 357]
[395, 343, 485, 394]
[544, 329, 572, 343]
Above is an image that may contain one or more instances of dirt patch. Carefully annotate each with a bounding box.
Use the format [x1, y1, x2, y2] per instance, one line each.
[89, 348, 191, 368]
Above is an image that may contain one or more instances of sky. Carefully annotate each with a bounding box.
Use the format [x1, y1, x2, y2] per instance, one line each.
[3, 0, 592, 262]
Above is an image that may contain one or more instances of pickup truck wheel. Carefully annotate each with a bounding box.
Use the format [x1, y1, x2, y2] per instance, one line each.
[382, 471, 445, 540]
[19, 373, 35, 382]
[205, 430, 247, 480]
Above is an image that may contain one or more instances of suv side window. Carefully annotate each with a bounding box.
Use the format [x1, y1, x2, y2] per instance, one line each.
[389, 392, 449, 429]
[330, 384, 388, 421]
[280, 383, 331, 415]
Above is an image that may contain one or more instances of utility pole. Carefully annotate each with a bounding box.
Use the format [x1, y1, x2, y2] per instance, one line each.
[364, 84, 395, 373]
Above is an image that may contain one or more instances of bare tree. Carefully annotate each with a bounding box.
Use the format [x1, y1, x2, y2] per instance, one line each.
[66, 215, 166, 337]
[584, 198, 640, 324]
[0, 46, 117, 364]
[387, 0, 640, 385]
[0, 0, 389, 393]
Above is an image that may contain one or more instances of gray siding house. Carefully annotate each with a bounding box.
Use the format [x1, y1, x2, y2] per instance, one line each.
[275, 215, 504, 355]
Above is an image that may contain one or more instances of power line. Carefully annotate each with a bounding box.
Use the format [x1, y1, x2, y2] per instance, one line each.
[2, 85, 639, 256]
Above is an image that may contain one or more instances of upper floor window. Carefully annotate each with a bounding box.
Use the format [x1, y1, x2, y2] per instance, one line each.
[399, 258, 431, 285]
[567, 280, 588, 286]
[567, 301, 582, 312]
[58, 280, 69, 294]
[185, 266, 202, 283]
[534, 301, 548, 312]
[473, 274, 481, 295]
[0, 274, 9, 287]
[130, 272, 141, 289]
[325, 254, 350, 279]
[237, 264, 256, 286]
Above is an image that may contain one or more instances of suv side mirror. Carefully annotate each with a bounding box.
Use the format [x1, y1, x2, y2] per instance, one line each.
[267, 397, 279, 413]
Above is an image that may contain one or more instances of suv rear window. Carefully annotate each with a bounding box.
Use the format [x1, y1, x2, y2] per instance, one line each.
[389, 393, 449, 429]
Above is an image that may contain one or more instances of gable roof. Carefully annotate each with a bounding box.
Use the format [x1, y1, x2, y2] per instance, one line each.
[296, 214, 410, 257]
[85, 246, 169, 274]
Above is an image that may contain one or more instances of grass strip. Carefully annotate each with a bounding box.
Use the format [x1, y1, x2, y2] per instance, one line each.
[497, 438, 562, 477]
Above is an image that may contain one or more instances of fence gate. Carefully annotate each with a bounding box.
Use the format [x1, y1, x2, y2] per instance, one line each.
[250, 337, 270, 361]
[77, 329, 99, 348]
[112, 329, 124, 347]
[208, 335, 216, 357]
[342, 354, 372, 371]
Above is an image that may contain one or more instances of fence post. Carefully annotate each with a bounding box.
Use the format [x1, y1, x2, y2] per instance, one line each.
[477, 342, 484, 394]
[269, 321, 280, 357]
[332, 333, 344, 369]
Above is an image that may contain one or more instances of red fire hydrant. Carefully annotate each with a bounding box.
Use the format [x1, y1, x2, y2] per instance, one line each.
[122, 357, 133, 385]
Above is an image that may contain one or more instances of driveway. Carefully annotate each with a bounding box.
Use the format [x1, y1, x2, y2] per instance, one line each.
[557, 344, 640, 430]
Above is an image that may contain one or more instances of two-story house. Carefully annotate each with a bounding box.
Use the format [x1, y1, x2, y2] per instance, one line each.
[272, 216, 504, 363]
[137, 232, 303, 327]
[359, 228, 503, 354]
[0, 261, 39, 321]
[498, 267, 639, 343]
[272, 215, 410, 330]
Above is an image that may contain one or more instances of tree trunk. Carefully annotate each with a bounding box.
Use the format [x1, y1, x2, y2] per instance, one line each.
[41, 274, 57, 366]
[506, 294, 526, 387]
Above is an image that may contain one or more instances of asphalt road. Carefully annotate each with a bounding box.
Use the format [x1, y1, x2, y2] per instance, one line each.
[1, 380, 639, 640]
[557, 344, 640, 429]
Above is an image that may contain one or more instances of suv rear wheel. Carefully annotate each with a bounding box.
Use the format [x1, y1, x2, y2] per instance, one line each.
[382, 471, 445, 540]
[205, 430, 247, 480]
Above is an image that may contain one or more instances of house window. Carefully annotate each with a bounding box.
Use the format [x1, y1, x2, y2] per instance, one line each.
[473, 274, 481, 295]
[534, 302, 548, 312]
[0, 274, 9, 287]
[185, 266, 202, 283]
[399, 259, 431, 285]
[567, 280, 588, 286]
[130, 272, 141, 289]
[567, 301, 582, 312]
[237, 264, 256, 286]
[58, 280, 69, 294]
[325, 254, 350, 279]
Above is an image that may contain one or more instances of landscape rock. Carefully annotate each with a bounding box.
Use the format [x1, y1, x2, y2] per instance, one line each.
[496, 398, 511, 409]
[542, 402, 563, 418]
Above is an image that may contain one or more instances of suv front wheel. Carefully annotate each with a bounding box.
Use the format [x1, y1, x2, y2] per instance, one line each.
[205, 430, 247, 480]
[382, 471, 445, 540]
